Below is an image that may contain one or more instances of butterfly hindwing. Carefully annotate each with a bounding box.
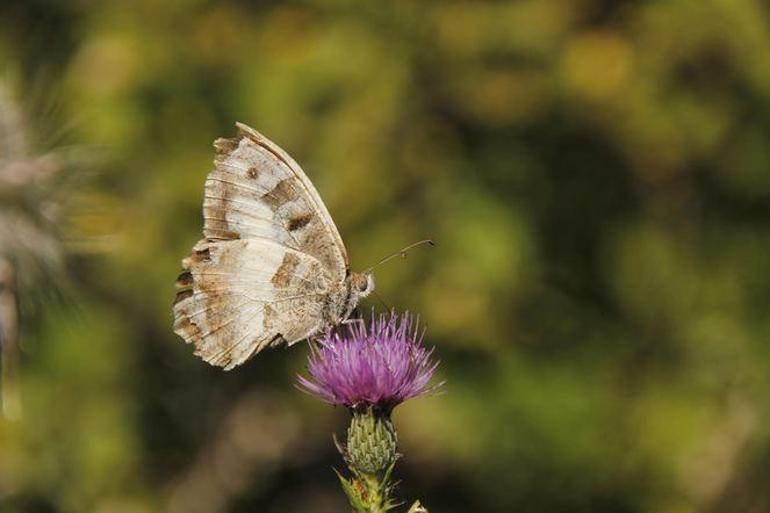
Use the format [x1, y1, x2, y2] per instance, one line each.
[173, 238, 333, 370]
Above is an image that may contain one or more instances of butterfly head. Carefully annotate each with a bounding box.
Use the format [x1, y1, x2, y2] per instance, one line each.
[350, 271, 375, 299]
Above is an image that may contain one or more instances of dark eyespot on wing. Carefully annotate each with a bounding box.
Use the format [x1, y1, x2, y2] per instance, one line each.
[288, 212, 313, 231]
[176, 271, 193, 288]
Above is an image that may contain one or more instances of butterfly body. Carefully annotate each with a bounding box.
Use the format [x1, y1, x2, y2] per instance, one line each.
[173, 123, 372, 370]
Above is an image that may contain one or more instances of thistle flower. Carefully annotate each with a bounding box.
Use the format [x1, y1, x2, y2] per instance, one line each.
[298, 312, 441, 512]
[298, 311, 441, 413]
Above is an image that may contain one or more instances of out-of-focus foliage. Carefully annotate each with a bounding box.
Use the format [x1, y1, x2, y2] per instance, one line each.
[1, 1, 770, 512]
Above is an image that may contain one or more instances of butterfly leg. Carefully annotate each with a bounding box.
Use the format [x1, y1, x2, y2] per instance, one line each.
[334, 316, 366, 338]
[341, 318, 366, 327]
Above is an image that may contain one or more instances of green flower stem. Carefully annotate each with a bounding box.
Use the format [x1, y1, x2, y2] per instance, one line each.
[337, 407, 430, 512]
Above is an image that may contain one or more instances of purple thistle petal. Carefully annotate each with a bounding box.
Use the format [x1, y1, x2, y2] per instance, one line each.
[297, 311, 442, 410]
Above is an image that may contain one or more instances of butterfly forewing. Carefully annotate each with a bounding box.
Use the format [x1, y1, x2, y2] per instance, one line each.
[204, 123, 348, 279]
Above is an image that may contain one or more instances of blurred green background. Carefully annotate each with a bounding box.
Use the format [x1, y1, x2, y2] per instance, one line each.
[2, 1, 770, 512]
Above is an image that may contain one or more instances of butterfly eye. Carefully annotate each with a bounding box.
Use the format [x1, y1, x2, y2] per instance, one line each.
[358, 280, 368, 292]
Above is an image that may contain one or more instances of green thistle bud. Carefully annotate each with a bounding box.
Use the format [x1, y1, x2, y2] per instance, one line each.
[346, 407, 397, 475]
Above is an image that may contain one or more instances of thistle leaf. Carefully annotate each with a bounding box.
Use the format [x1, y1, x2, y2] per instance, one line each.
[334, 468, 368, 513]
[406, 500, 428, 513]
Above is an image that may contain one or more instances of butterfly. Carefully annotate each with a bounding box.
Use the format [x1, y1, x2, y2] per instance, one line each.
[172, 123, 376, 370]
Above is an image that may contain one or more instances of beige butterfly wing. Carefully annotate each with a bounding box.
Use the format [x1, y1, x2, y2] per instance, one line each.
[173, 123, 349, 369]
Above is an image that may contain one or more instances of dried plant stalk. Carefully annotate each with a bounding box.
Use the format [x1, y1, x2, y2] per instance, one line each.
[0, 257, 20, 419]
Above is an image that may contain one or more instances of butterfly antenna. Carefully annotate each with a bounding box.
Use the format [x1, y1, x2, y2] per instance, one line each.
[364, 239, 435, 273]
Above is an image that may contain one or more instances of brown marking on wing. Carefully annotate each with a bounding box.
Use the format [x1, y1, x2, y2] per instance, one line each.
[174, 268, 195, 305]
[202, 210, 240, 241]
[271, 252, 301, 288]
[176, 271, 193, 288]
[174, 308, 202, 340]
[214, 137, 238, 155]
[262, 178, 299, 209]
[173, 289, 193, 305]
[247, 166, 259, 179]
[263, 303, 276, 330]
[203, 174, 242, 241]
[287, 212, 313, 232]
[193, 247, 211, 262]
